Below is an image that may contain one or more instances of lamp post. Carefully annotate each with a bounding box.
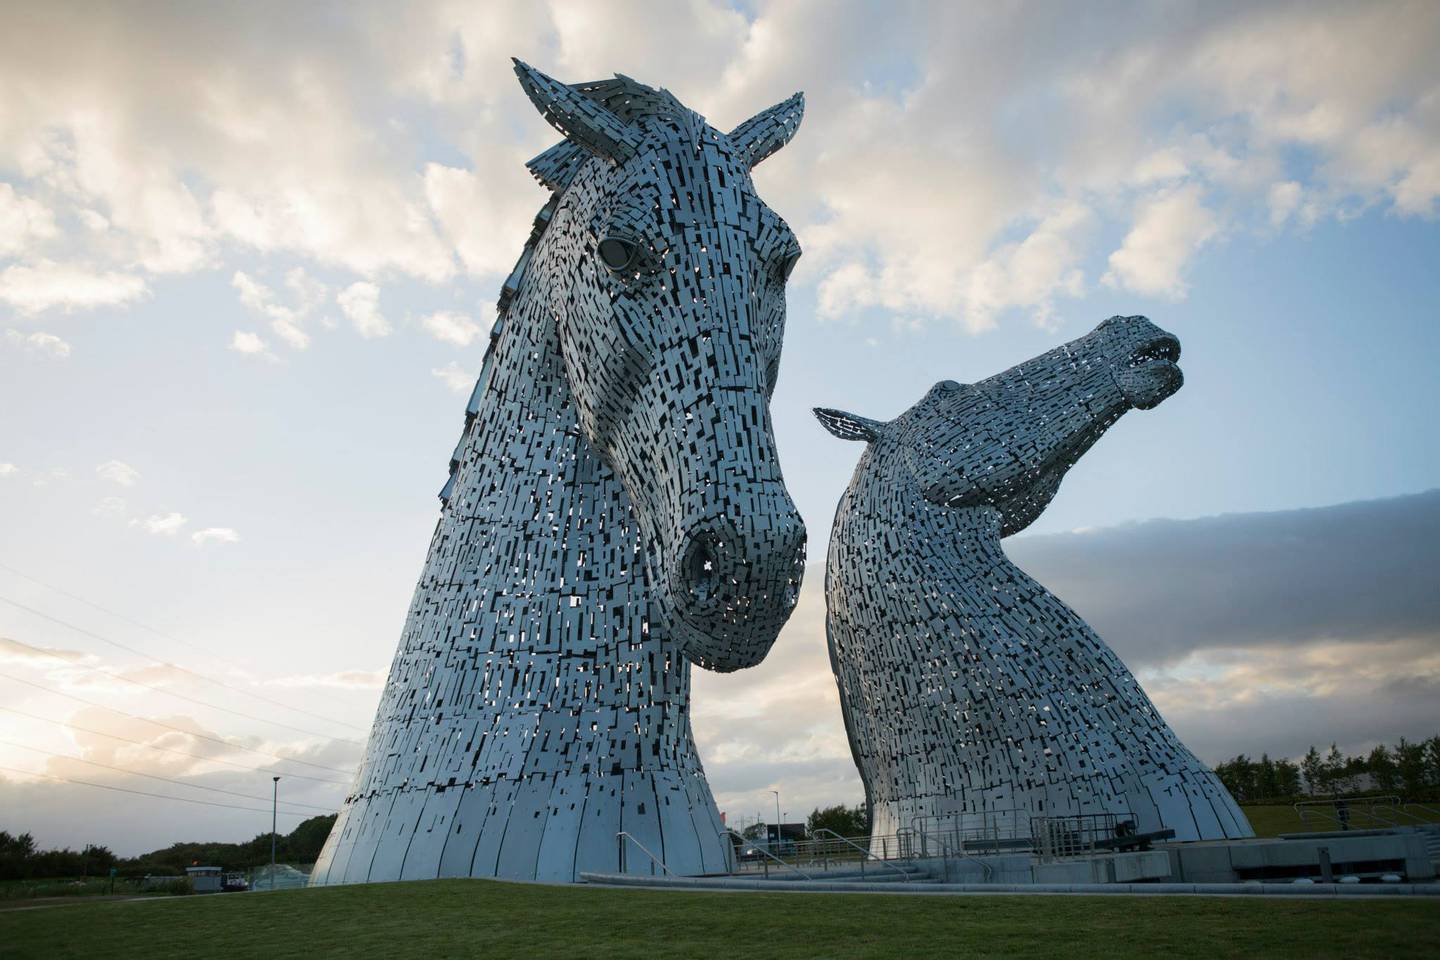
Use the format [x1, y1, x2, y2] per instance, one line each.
[771, 789, 781, 847]
[271, 776, 280, 891]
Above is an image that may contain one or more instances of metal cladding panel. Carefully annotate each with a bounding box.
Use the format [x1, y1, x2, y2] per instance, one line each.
[367, 789, 429, 883]
[533, 772, 589, 883]
[314, 63, 807, 885]
[819, 316, 1254, 849]
[618, 775, 664, 876]
[573, 779, 624, 878]
[435, 786, 493, 878]
[399, 787, 466, 881]
[340, 791, 397, 884]
[494, 777, 554, 880]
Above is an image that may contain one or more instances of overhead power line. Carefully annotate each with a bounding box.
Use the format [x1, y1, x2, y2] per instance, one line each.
[0, 739, 338, 813]
[0, 706, 351, 786]
[0, 763, 311, 818]
[0, 609, 363, 745]
[0, 671, 359, 776]
[0, 592, 365, 735]
[0, 559, 366, 720]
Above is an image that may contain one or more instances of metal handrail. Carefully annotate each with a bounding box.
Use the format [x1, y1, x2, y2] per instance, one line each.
[1294, 795, 1440, 831]
[915, 831, 994, 880]
[616, 832, 673, 876]
[721, 829, 814, 880]
[810, 828, 916, 882]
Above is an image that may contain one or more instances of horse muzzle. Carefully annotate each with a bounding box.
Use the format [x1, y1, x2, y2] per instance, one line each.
[666, 496, 806, 673]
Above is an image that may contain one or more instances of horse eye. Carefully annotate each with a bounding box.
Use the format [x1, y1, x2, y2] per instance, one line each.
[598, 237, 639, 272]
[779, 251, 800, 281]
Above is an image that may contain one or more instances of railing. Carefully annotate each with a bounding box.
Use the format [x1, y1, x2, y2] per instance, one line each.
[909, 808, 1033, 857]
[1030, 814, 1123, 861]
[1294, 795, 1440, 832]
[616, 832, 673, 877]
[721, 830, 815, 880]
[809, 828, 917, 882]
[909, 830, 995, 880]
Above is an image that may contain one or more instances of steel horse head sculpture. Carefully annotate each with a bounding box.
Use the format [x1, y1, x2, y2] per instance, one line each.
[818, 316, 1254, 849]
[312, 61, 807, 884]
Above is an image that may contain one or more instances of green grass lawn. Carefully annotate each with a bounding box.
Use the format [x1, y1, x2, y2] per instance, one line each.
[2, 878, 1437, 960]
[1242, 803, 1440, 838]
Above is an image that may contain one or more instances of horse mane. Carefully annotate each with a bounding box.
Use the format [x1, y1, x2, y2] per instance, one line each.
[440, 77, 706, 503]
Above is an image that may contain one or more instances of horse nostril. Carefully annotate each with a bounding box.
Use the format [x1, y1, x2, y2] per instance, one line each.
[683, 536, 721, 606]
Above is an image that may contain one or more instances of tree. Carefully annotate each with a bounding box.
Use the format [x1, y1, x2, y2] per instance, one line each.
[1301, 746, 1323, 796]
[807, 804, 867, 838]
[1367, 744, 1398, 793]
[1274, 758, 1302, 797]
[1395, 737, 1427, 797]
[0, 831, 38, 880]
[1256, 754, 1278, 799]
[286, 815, 337, 863]
[1322, 743, 1346, 794]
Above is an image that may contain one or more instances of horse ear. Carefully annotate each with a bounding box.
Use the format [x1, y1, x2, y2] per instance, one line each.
[512, 59, 640, 165]
[727, 92, 804, 168]
[814, 407, 883, 443]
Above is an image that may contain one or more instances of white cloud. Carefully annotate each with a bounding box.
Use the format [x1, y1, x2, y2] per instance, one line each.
[0, 183, 57, 256]
[91, 496, 126, 518]
[95, 459, 140, 486]
[423, 162, 536, 277]
[0, 463, 18, 478]
[0, 1, 1431, 344]
[231, 269, 320, 350]
[270, 668, 385, 690]
[228, 330, 269, 356]
[0, 260, 148, 314]
[191, 527, 240, 546]
[420, 310, 485, 347]
[3, 328, 72, 358]
[963, 201, 1093, 331]
[1102, 185, 1220, 299]
[140, 512, 187, 535]
[337, 281, 390, 338]
[431, 361, 474, 394]
[30, 466, 69, 488]
[1267, 181, 1303, 227]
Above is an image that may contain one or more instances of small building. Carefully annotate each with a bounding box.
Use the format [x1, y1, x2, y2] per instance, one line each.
[186, 865, 222, 894]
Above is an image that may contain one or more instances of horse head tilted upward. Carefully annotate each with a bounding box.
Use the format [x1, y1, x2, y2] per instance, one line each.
[819, 316, 1252, 845]
[311, 63, 807, 885]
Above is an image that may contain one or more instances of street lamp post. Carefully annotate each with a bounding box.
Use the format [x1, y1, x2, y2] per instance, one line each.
[771, 789, 781, 847]
[271, 776, 280, 891]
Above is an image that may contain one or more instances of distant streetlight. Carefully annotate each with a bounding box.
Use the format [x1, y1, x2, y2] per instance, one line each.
[271, 776, 281, 891]
[771, 789, 781, 844]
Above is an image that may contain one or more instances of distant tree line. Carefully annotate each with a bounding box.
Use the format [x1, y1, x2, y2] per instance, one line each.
[0, 832, 117, 881]
[0, 814, 336, 881]
[1213, 736, 1440, 803]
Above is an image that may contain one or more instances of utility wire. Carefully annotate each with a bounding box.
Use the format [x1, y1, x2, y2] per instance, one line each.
[0, 610, 363, 745]
[0, 739, 337, 813]
[0, 593, 364, 734]
[0, 705, 351, 786]
[0, 671, 359, 776]
[0, 763, 310, 818]
[0, 559, 365, 720]
[0, 564, 365, 728]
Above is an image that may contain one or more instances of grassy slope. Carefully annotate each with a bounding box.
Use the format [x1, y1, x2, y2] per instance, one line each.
[2, 879, 1438, 960]
[1242, 803, 1440, 837]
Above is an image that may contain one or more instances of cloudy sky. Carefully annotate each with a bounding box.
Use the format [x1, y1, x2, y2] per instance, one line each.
[1, 0, 1438, 854]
